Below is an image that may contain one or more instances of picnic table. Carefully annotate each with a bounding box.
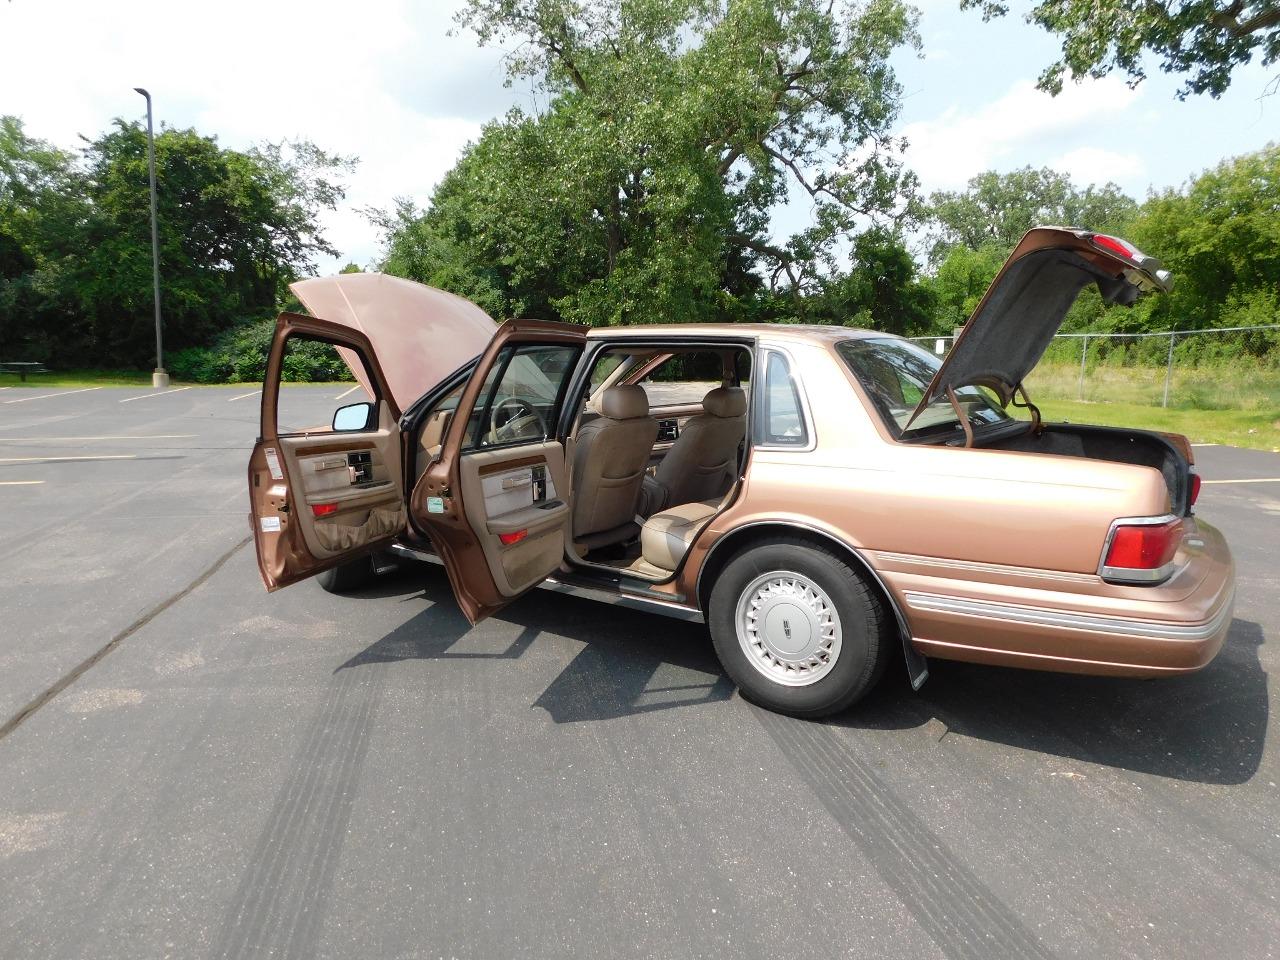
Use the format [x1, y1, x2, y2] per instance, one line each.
[0, 362, 48, 382]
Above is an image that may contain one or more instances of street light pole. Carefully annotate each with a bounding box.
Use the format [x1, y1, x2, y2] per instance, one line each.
[134, 87, 168, 388]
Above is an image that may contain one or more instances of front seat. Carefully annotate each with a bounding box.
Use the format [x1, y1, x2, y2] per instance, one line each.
[571, 385, 659, 549]
[649, 386, 746, 509]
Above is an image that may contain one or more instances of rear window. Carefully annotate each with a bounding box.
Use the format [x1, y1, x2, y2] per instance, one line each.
[837, 338, 1011, 441]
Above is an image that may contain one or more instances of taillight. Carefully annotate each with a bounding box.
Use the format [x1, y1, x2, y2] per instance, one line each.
[1189, 473, 1201, 507]
[1101, 517, 1183, 583]
[1092, 233, 1135, 259]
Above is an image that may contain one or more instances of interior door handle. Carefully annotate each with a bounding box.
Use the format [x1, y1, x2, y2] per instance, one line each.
[502, 475, 532, 490]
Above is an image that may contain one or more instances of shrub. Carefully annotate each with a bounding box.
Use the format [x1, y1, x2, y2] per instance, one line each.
[166, 317, 350, 383]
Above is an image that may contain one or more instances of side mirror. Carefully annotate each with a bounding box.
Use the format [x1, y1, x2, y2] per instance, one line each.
[332, 401, 374, 432]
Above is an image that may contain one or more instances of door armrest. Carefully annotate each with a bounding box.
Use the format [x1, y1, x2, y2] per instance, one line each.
[485, 500, 568, 536]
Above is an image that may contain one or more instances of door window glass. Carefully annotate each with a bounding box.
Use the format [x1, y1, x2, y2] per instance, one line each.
[466, 343, 581, 449]
[759, 351, 808, 446]
[275, 335, 372, 435]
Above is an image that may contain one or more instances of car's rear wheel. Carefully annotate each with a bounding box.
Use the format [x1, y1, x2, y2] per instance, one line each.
[315, 555, 375, 594]
[708, 538, 892, 717]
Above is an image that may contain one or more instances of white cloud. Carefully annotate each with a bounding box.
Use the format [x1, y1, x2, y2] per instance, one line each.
[1050, 147, 1145, 186]
[901, 76, 1144, 191]
[0, 0, 520, 270]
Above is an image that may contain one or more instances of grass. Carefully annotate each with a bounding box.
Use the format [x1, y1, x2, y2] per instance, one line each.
[1024, 361, 1280, 451]
[0, 369, 155, 387]
[1027, 360, 1280, 412]
[1033, 399, 1280, 451]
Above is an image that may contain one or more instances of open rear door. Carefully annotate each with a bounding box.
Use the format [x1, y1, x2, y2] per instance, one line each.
[249, 313, 407, 591]
[410, 319, 588, 623]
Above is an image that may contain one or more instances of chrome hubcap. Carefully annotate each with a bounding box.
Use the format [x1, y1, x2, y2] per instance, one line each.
[735, 571, 841, 686]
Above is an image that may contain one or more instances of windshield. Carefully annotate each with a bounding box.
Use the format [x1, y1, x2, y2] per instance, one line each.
[837, 338, 1012, 440]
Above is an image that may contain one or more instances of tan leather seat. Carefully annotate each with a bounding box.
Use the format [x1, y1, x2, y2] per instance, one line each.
[641, 500, 719, 571]
[650, 387, 746, 511]
[572, 385, 659, 548]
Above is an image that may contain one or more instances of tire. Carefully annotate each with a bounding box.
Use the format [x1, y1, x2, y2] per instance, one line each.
[315, 555, 375, 594]
[707, 537, 893, 718]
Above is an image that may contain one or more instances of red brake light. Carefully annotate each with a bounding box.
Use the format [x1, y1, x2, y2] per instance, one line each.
[1092, 234, 1134, 259]
[1103, 518, 1182, 578]
[312, 503, 339, 517]
[1189, 473, 1201, 506]
[499, 529, 528, 546]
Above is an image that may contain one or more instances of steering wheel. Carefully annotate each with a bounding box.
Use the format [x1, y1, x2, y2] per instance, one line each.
[489, 396, 547, 443]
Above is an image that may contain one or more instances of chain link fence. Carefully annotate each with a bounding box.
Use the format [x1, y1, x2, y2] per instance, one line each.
[911, 324, 1280, 410]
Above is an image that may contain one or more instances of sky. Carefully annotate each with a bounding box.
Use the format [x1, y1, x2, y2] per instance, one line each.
[1, 0, 1276, 274]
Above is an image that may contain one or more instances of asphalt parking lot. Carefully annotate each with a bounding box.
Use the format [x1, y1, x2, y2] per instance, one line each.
[0, 384, 1276, 960]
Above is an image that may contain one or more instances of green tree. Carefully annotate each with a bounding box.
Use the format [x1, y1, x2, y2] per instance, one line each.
[0, 118, 90, 361]
[804, 229, 937, 334]
[1126, 144, 1280, 334]
[1, 117, 355, 367]
[926, 166, 1138, 264]
[961, 0, 1280, 98]
[68, 122, 354, 364]
[378, 0, 922, 326]
[926, 243, 1008, 330]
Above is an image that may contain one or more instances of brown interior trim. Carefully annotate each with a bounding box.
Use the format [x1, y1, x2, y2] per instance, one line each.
[294, 440, 378, 456]
[477, 454, 546, 476]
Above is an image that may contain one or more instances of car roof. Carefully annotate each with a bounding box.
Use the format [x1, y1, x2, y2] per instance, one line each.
[585, 323, 893, 344]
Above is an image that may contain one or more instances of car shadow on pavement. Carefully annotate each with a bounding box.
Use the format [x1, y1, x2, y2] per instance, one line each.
[842, 618, 1269, 785]
[335, 571, 735, 723]
[336, 569, 1267, 781]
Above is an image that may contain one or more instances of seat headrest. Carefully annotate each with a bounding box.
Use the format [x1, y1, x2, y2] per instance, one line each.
[600, 384, 649, 420]
[702, 386, 746, 419]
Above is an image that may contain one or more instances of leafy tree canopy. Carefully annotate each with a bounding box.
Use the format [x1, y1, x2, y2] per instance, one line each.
[378, 0, 923, 326]
[961, 0, 1280, 99]
[926, 166, 1138, 264]
[1126, 142, 1280, 332]
[0, 116, 353, 366]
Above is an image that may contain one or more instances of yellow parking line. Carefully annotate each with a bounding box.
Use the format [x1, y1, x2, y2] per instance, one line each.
[334, 384, 362, 400]
[228, 390, 261, 402]
[119, 386, 194, 403]
[1201, 478, 1280, 485]
[0, 454, 137, 463]
[0, 434, 195, 442]
[0, 480, 44, 486]
[3, 386, 103, 404]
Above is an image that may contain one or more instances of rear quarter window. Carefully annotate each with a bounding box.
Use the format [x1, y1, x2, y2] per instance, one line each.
[757, 351, 809, 447]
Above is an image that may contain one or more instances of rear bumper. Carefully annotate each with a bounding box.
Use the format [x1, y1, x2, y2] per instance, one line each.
[879, 518, 1236, 677]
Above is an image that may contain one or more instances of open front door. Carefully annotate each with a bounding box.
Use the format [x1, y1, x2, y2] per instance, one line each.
[410, 320, 588, 623]
[250, 313, 407, 591]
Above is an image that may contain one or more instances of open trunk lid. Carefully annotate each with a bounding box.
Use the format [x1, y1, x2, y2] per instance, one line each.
[290, 272, 498, 412]
[912, 227, 1172, 419]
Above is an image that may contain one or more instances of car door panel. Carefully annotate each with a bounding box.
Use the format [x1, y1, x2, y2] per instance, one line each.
[250, 313, 405, 591]
[410, 320, 587, 623]
[460, 442, 571, 594]
[277, 428, 405, 558]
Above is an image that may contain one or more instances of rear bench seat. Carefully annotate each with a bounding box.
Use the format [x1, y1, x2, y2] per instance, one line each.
[640, 500, 720, 572]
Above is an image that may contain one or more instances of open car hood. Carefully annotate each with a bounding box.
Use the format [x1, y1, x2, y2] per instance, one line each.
[912, 227, 1172, 420]
[290, 273, 498, 412]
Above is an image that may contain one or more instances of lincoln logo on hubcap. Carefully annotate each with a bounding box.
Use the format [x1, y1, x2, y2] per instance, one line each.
[783, 619, 792, 639]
